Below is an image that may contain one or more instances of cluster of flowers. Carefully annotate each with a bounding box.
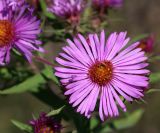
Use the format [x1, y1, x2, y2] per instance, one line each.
[0, 0, 154, 132]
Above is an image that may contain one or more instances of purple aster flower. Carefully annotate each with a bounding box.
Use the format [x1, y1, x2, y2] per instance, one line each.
[55, 30, 149, 121]
[48, 0, 84, 24]
[93, 0, 123, 10]
[0, 0, 43, 65]
[137, 34, 155, 53]
[30, 112, 61, 133]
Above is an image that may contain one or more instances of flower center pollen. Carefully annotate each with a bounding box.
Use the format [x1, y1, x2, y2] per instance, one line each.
[38, 126, 55, 133]
[89, 61, 113, 86]
[0, 20, 14, 47]
[137, 42, 146, 51]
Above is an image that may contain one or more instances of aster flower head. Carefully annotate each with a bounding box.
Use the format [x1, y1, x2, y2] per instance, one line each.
[48, 0, 84, 24]
[0, 0, 43, 65]
[30, 112, 61, 133]
[93, 0, 123, 10]
[137, 34, 155, 53]
[55, 30, 149, 121]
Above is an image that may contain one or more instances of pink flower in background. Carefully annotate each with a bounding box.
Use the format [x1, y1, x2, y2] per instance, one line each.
[0, 0, 43, 65]
[137, 35, 155, 53]
[55, 30, 149, 121]
[93, 0, 123, 9]
[7, 0, 25, 10]
[48, 0, 84, 24]
[30, 113, 61, 133]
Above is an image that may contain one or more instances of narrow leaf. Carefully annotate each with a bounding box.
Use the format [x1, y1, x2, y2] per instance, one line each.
[82, 6, 92, 22]
[40, 0, 55, 19]
[101, 109, 144, 133]
[47, 106, 65, 116]
[43, 66, 60, 85]
[114, 109, 144, 130]
[129, 34, 149, 44]
[90, 117, 99, 130]
[150, 73, 160, 84]
[11, 120, 33, 133]
[0, 67, 58, 95]
[147, 89, 160, 94]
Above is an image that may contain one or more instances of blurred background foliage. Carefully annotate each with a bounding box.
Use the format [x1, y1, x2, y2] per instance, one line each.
[0, 0, 160, 133]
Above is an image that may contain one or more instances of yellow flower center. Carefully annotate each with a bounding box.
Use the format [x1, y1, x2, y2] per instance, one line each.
[89, 61, 113, 86]
[38, 126, 55, 133]
[138, 42, 146, 51]
[0, 20, 14, 47]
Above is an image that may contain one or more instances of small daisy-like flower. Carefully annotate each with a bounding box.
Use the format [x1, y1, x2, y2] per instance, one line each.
[93, 0, 123, 9]
[137, 35, 154, 53]
[30, 113, 61, 133]
[55, 30, 149, 121]
[48, 0, 84, 24]
[0, 0, 43, 65]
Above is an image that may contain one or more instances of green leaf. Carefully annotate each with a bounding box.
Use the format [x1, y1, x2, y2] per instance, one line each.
[82, 6, 92, 22]
[90, 117, 99, 130]
[100, 109, 144, 133]
[114, 109, 144, 129]
[0, 67, 59, 95]
[148, 56, 160, 62]
[150, 73, 160, 84]
[12, 48, 22, 56]
[129, 34, 149, 45]
[40, 0, 55, 19]
[31, 86, 65, 108]
[0, 73, 44, 94]
[43, 66, 60, 85]
[147, 89, 160, 94]
[0, 68, 11, 78]
[47, 106, 65, 116]
[11, 120, 33, 133]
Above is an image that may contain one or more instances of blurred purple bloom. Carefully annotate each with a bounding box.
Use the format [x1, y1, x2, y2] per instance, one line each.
[30, 112, 61, 133]
[93, 0, 123, 9]
[0, 0, 43, 65]
[7, 0, 25, 10]
[55, 30, 149, 121]
[137, 34, 155, 53]
[48, 0, 84, 24]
